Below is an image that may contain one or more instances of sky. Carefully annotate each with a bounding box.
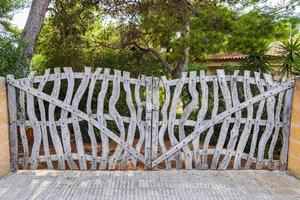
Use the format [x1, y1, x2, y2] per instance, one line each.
[11, 0, 300, 29]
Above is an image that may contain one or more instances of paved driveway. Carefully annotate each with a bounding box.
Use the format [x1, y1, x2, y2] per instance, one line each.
[0, 170, 300, 200]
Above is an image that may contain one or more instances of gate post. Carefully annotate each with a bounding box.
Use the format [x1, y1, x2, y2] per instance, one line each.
[0, 77, 10, 177]
[288, 77, 300, 178]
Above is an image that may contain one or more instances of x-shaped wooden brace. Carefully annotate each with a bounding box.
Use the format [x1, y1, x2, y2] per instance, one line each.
[7, 77, 152, 168]
[151, 78, 295, 168]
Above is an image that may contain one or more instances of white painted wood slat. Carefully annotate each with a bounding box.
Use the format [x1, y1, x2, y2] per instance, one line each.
[48, 68, 65, 169]
[36, 69, 53, 169]
[211, 70, 232, 170]
[60, 67, 78, 170]
[86, 68, 102, 170]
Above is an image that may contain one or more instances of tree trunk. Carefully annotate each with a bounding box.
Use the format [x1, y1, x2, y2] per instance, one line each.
[171, 19, 190, 79]
[21, 0, 52, 74]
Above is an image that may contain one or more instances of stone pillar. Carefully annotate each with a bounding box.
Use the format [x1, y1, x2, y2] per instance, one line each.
[0, 77, 10, 177]
[288, 77, 300, 178]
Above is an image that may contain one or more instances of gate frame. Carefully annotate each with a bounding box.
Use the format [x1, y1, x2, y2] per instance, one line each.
[2, 70, 299, 172]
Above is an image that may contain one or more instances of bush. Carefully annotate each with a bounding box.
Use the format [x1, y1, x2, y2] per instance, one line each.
[0, 33, 28, 78]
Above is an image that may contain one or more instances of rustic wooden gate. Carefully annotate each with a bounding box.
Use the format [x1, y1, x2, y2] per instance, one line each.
[7, 68, 294, 171]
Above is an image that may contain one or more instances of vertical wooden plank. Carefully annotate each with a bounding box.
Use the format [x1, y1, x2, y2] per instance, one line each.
[86, 68, 102, 170]
[192, 70, 208, 169]
[48, 68, 65, 169]
[280, 86, 293, 170]
[256, 74, 276, 169]
[233, 70, 254, 169]
[218, 70, 241, 170]
[168, 73, 187, 169]
[61, 67, 78, 170]
[211, 70, 232, 170]
[7, 75, 18, 172]
[26, 72, 42, 169]
[268, 82, 284, 169]
[201, 77, 219, 169]
[97, 68, 110, 170]
[108, 70, 126, 170]
[120, 71, 137, 169]
[151, 77, 160, 163]
[71, 67, 91, 170]
[19, 83, 29, 169]
[178, 72, 196, 169]
[158, 76, 172, 169]
[144, 76, 152, 169]
[132, 76, 145, 169]
[244, 72, 266, 169]
[36, 69, 53, 169]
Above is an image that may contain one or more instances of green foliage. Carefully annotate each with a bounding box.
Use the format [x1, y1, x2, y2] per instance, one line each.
[227, 11, 278, 54]
[33, 0, 166, 77]
[0, 32, 28, 77]
[33, 1, 291, 77]
[0, 0, 28, 77]
[186, 63, 207, 72]
[279, 37, 300, 78]
[242, 46, 274, 74]
[0, 0, 27, 32]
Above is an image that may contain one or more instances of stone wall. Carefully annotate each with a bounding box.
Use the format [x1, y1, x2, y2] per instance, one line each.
[0, 77, 10, 177]
[288, 77, 300, 179]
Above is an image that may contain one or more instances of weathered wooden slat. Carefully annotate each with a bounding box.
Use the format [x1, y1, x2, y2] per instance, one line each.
[280, 86, 293, 170]
[193, 71, 209, 169]
[7, 76, 151, 168]
[19, 82, 30, 169]
[48, 68, 65, 169]
[151, 77, 160, 162]
[120, 71, 137, 169]
[86, 68, 102, 170]
[201, 77, 219, 169]
[36, 69, 53, 169]
[168, 73, 187, 169]
[71, 67, 91, 170]
[145, 76, 153, 169]
[218, 70, 242, 170]
[7, 74, 18, 172]
[97, 68, 110, 170]
[268, 80, 284, 169]
[26, 72, 43, 169]
[151, 77, 294, 168]
[179, 72, 197, 169]
[256, 74, 276, 169]
[211, 70, 232, 170]
[158, 76, 172, 169]
[108, 70, 127, 169]
[132, 76, 145, 169]
[60, 67, 78, 170]
[233, 70, 254, 169]
[244, 72, 266, 169]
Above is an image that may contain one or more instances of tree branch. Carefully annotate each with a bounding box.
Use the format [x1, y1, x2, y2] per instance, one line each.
[147, 47, 173, 73]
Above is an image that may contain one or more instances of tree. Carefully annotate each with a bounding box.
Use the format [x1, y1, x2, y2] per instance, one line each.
[21, 0, 52, 74]
[0, 0, 28, 77]
[32, 0, 298, 78]
[94, 0, 294, 78]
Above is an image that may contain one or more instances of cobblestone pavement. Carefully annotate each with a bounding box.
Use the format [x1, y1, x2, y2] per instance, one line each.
[0, 170, 300, 200]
